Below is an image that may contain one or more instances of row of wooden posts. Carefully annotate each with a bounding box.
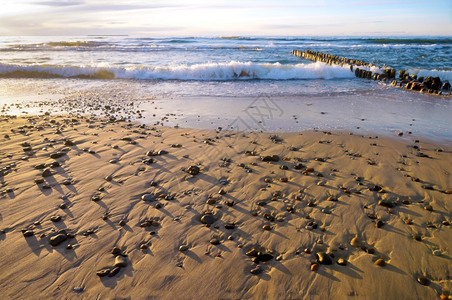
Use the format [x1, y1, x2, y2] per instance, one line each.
[292, 49, 450, 96]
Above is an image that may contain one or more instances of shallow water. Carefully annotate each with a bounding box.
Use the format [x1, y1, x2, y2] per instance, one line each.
[0, 78, 450, 143]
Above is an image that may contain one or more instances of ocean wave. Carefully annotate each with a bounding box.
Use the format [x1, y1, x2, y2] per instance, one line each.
[44, 41, 105, 47]
[0, 61, 356, 81]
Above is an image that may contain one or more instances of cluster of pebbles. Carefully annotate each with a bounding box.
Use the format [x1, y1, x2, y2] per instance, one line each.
[0, 114, 450, 299]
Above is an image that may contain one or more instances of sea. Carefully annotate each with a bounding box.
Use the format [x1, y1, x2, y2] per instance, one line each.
[0, 36, 451, 140]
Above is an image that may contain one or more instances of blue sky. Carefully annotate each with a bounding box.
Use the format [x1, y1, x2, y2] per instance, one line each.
[0, 0, 451, 36]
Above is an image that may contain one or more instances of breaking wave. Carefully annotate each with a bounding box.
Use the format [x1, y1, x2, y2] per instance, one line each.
[0, 61, 356, 80]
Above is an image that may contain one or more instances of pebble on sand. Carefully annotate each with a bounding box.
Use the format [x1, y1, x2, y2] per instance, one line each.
[179, 245, 189, 252]
[114, 256, 127, 268]
[350, 237, 361, 247]
[186, 165, 200, 175]
[374, 258, 386, 266]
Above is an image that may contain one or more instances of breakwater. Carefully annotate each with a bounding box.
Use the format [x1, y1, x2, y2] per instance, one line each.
[292, 49, 450, 96]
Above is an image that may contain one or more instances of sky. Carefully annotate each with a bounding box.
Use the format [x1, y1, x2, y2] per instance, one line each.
[0, 0, 451, 36]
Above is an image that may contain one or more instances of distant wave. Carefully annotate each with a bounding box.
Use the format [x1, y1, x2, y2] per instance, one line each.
[44, 41, 105, 47]
[0, 61, 356, 80]
[368, 38, 452, 45]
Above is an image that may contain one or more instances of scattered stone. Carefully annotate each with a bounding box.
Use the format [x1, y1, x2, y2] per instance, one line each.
[224, 223, 236, 230]
[433, 250, 441, 256]
[412, 235, 422, 241]
[210, 238, 220, 245]
[350, 237, 361, 247]
[250, 266, 262, 275]
[187, 165, 200, 175]
[261, 155, 279, 162]
[374, 258, 386, 266]
[417, 276, 430, 286]
[200, 214, 216, 225]
[424, 205, 433, 211]
[62, 179, 72, 185]
[23, 230, 34, 237]
[262, 225, 272, 231]
[50, 215, 61, 222]
[142, 194, 155, 202]
[311, 263, 319, 271]
[179, 245, 189, 252]
[316, 252, 332, 265]
[114, 256, 127, 268]
[378, 199, 395, 208]
[42, 168, 52, 177]
[73, 287, 84, 293]
[35, 163, 46, 169]
[96, 267, 114, 277]
[337, 258, 347, 266]
[108, 267, 121, 277]
[49, 233, 67, 246]
[50, 152, 65, 159]
[111, 247, 122, 256]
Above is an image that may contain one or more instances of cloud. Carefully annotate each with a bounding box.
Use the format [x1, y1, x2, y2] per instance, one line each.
[35, 0, 84, 6]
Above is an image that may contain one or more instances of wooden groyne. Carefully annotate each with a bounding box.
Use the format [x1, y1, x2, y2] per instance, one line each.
[292, 49, 450, 96]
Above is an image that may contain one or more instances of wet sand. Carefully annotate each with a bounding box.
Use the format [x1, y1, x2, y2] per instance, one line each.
[0, 114, 451, 299]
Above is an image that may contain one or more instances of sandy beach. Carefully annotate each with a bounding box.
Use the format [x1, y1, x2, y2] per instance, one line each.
[0, 113, 450, 299]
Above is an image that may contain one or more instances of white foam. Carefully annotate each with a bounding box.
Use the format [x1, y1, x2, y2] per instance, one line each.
[406, 69, 452, 82]
[0, 61, 356, 80]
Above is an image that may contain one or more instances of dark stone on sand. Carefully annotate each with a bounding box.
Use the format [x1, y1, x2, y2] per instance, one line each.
[50, 152, 66, 159]
[200, 214, 216, 225]
[64, 139, 75, 146]
[293, 163, 304, 170]
[210, 238, 220, 245]
[250, 266, 262, 275]
[316, 252, 332, 265]
[50, 161, 60, 168]
[417, 276, 430, 286]
[378, 199, 395, 208]
[96, 267, 113, 277]
[256, 252, 273, 262]
[142, 194, 155, 202]
[158, 150, 168, 155]
[111, 247, 122, 256]
[62, 179, 72, 185]
[375, 220, 384, 228]
[50, 233, 67, 246]
[337, 258, 347, 266]
[179, 245, 189, 252]
[35, 163, 46, 169]
[374, 258, 386, 266]
[224, 223, 236, 230]
[23, 230, 34, 237]
[50, 215, 61, 222]
[42, 168, 52, 177]
[108, 267, 121, 277]
[261, 155, 280, 162]
[114, 256, 127, 268]
[35, 178, 44, 184]
[187, 165, 200, 175]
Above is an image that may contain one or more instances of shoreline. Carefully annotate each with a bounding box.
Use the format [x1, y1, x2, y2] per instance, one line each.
[0, 114, 451, 299]
[1, 78, 451, 143]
